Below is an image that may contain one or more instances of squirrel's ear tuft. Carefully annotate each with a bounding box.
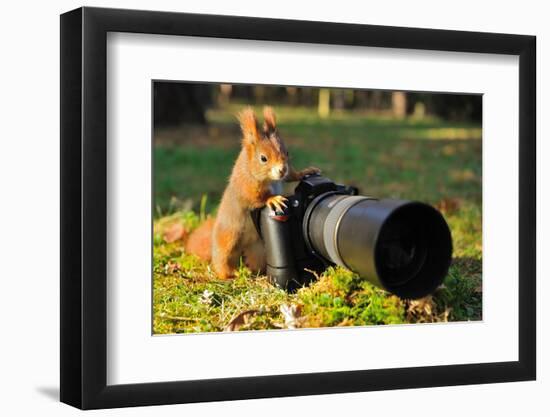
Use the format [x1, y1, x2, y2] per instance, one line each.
[263, 106, 277, 134]
[237, 107, 259, 146]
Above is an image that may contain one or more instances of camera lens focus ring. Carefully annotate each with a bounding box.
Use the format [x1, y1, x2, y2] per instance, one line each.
[322, 196, 371, 269]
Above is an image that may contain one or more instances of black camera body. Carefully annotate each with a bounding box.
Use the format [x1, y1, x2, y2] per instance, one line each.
[253, 175, 453, 299]
[253, 175, 356, 290]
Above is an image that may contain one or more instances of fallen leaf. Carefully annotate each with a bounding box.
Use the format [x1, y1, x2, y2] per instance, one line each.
[336, 318, 354, 327]
[435, 198, 462, 214]
[199, 289, 214, 305]
[224, 309, 259, 332]
[406, 296, 436, 322]
[164, 261, 181, 274]
[280, 304, 302, 329]
[163, 222, 187, 243]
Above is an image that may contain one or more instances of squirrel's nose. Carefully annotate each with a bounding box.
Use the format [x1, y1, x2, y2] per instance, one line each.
[278, 168, 285, 177]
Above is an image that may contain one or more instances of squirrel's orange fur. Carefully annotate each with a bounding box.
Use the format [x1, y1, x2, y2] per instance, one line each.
[185, 107, 320, 279]
[184, 217, 214, 262]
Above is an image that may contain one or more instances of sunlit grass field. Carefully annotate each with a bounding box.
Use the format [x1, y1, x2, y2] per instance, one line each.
[153, 104, 482, 334]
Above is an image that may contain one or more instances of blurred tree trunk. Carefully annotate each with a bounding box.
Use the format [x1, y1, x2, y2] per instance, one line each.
[253, 86, 266, 103]
[153, 82, 210, 127]
[217, 84, 232, 106]
[354, 90, 369, 108]
[332, 89, 345, 110]
[286, 87, 298, 105]
[371, 91, 383, 110]
[318, 88, 330, 118]
[392, 91, 407, 119]
[344, 89, 355, 108]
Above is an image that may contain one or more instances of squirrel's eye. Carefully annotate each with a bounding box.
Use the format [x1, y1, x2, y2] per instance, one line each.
[260, 154, 268, 163]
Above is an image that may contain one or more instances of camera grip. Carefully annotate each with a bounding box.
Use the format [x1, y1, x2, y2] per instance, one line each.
[259, 207, 298, 289]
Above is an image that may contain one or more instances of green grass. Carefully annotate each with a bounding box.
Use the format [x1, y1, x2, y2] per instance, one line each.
[153, 104, 482, 334]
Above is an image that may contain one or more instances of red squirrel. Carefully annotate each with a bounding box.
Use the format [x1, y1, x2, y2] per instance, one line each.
[185, 106, 320, 279]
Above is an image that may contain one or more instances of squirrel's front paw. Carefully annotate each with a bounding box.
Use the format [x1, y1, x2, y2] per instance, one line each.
[266, 195, 288, 212]
[299, 166, 322, 178]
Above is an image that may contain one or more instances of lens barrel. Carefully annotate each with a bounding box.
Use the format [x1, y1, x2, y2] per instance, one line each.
[303, 193, 452, 299]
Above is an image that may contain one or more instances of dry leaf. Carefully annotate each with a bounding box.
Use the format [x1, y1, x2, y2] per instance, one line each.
[336, 318, 354, 327]
[280, 304, 302, 329]
[199, 290, 214, 305]
[406, 296, 436, 322]
[435, 198, 462, 214]
[224, 309, 259, 332]
[163, 222, 187, 243]
[164, 261, 181, 274]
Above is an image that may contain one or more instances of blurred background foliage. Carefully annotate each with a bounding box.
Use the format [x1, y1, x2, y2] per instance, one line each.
[153, 82, 481, 215]
[154, 82, 481, 128]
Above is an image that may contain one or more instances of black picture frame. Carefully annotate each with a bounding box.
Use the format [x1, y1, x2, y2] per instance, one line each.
[60, 6, 536, 410]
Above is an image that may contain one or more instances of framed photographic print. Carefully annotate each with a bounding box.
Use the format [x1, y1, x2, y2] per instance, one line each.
[60, 6, 536, 409]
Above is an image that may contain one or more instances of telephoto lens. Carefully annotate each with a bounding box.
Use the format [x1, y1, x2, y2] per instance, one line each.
[303, 194, 452, 299]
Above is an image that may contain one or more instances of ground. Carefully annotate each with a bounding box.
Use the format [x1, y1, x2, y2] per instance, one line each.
[153, 104, 482, 334]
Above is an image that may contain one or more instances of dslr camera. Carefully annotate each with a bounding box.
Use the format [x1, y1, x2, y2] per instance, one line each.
[252, 175, 452, 299]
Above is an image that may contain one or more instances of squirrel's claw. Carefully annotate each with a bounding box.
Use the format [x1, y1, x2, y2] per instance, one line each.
[267, 195, 288, 212]
[299, 166, 322, 178]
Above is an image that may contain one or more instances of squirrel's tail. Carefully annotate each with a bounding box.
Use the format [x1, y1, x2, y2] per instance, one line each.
[185, 217, 215, 262]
